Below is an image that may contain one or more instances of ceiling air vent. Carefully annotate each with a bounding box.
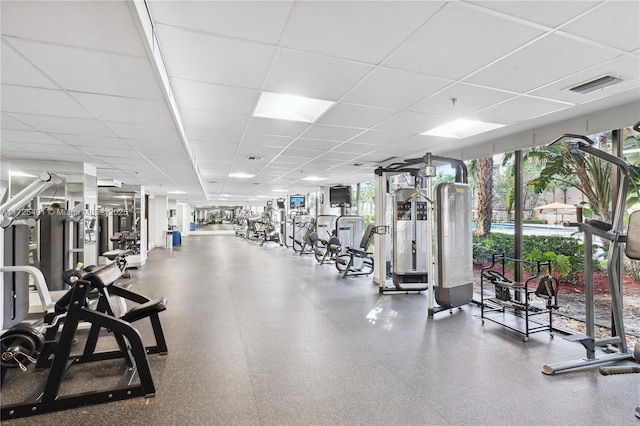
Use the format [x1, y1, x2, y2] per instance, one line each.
[569, 75, 622, 94]
[246, 156, 263, 161]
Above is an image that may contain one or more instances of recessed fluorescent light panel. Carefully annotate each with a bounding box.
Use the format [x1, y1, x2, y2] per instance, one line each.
[302, 176, 328, 181]
[253, 92, 334, 123]
[272, 189, 288, 193]
[167, 190, 186, 194]
[422, 119, 505, 139]
[229, 172, 255, 178]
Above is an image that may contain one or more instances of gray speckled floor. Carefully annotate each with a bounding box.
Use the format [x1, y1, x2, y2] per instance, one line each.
[2, 233, 639, 425]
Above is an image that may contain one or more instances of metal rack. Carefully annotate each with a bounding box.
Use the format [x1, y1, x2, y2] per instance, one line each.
[480, 253, 558, 341]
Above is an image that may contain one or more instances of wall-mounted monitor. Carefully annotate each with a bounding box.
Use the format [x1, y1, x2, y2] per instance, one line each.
[290, 195, 306, 209]
[330, 185, 351, 207]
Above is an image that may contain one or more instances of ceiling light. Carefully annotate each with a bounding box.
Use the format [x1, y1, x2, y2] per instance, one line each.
[229, 172, 255, 178]
[302, 176, 328, 181]
[272, 189, 288, 192]
[167, 190, 186, 194]
[421, 119, 505, 139]
[220, 193, 232, 197]
[10, 171, 36, 177]
[253, 92, 334, 123]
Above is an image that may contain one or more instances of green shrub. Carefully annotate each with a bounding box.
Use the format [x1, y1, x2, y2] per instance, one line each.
[473, 233, 583, 280]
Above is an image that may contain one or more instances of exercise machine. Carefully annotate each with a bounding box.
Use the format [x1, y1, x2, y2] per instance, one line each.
[312, 215, 338, 264]
[1, 262, 167, 420]
[542, 133, 638, 375]
[374, 154, 474, 315]
[335, 223, 375, 278]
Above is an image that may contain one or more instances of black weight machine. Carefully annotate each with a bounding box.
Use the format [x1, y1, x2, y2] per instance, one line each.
[1, 261, 167, 420]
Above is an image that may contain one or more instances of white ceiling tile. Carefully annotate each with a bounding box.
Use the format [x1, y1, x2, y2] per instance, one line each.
[186, 127, 243, 144]
[281, 1, 445, 64]
[242, 134, 294, 147]
[280, 148, 323, 159]
[315, 152, 356, 163]
[465, 34, 620, 93]
[171, 78, 259, 114]
[1, 39, 57, 89]
[245, 117, 310, 137]
[2, 85, 92, 118]
[8, 38, 164, 100]
[264, 49, 373, 101]
[330, 143, 379, 155]
[8, 113, 117, 137]
[2, 129, 66, 144]
[290, 139, 342, 151]
[301, 124, 364, 142]
[349, 129, 413, 146]
[53, 134, 128, 149]
[561, 1, 640, 52]
[32, 152, 95, 162]
[236, 145, 282, 157]
[342, 68, 450, 109]
[0, 147, 46, 160]
[471, 96, 571, 125]
[156, 24, 274, 89]
[72, 93, 173, 125]
[179, 109, 247, 132]
[410, 83, 516, 116]
[130, 142, 186, 156]
[1, 113, 36, 131]
[76, 146, 134, 158]
[191, 141, 239, 154]
[468, 1, 600, 28]
[373, 111, 443, 134]
[14, 142, 80, 154]
[529, 55, 640, 104]
[316, 103, 399, 129]
[394, 135, 443, 152]
[100, 155, 148, 165]
[148, 1, 292, 44]
[107, 122, 181, 142]
[385, 2, 544, 80]
[1, 1, 147, 57]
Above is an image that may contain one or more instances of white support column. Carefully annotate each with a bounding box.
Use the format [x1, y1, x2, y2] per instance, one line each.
[373, 172, 387, 286]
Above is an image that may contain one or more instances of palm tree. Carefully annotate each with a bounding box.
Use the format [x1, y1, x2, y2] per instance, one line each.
[474, 156, 494, 237]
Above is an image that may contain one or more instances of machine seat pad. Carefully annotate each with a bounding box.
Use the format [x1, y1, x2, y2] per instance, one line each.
[122, 297, 167, 323]
[102, 249, 131, 260]
[83, 262, 123, 289]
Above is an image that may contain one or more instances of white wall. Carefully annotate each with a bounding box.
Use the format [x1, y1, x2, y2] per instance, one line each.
[177, 202, 190, 236]
[148, 195, 169, 248]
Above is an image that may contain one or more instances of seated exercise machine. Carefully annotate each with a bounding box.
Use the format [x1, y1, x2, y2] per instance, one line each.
[312, 215, 338, 264]
[335, 223, 375, 278]
[541, 133, 640, 378]
[291, 214, 315, 255]
[1, 262, 168, 420]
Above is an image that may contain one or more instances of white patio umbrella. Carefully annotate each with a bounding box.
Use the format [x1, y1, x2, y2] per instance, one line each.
[534, 202, 576, 224]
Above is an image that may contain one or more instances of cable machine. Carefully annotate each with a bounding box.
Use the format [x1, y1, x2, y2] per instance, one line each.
[374, 153, 473, 316]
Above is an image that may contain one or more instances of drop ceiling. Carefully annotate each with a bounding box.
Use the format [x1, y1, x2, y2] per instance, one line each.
[1, 1, 639, 205]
